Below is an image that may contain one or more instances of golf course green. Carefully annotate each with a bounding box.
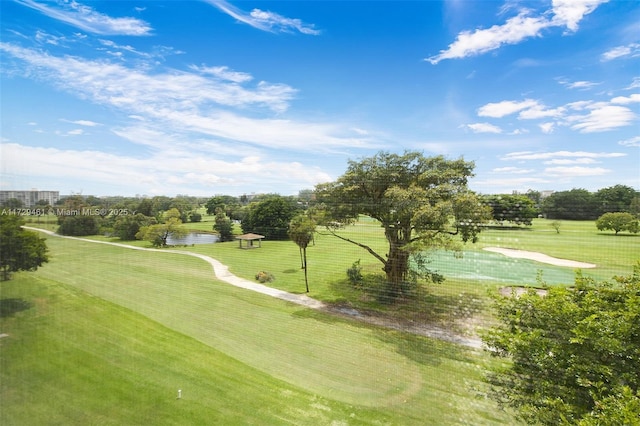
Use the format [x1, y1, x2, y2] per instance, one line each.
[1, 218, 637, 424]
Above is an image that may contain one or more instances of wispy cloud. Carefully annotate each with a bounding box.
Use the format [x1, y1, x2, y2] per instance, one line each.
[544, 166, 610, 177]
[15, 0, 152, 36]
[478, 99, 539, 118]
[475, 94, 638, 133]
[463, 122, 503, 134]
[492, 166, 535, 174]
[557, 78, 601, 90]
[61, 119, 101, 127]
[0, 42, 374, 154]
[601, 43, 640, 61]
[0, 142, 334, 196]
[502, 151, 625, 161]
[618, 136, 640, 147]
[205, 0, 320, 35]
[428, 0, 608, 64]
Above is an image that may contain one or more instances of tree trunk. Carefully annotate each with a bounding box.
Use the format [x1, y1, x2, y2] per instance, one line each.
[383, 225, 411, 298]
[303, 247, 309, 293]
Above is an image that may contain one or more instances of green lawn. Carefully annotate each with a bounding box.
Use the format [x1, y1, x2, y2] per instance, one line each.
[1, 234, 518, 424]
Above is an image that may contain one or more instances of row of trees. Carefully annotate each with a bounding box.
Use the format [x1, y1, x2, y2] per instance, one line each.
[540, 186, 639, 220]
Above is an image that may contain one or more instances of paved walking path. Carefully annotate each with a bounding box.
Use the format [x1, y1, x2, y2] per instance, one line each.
[25, 227, 482, 348]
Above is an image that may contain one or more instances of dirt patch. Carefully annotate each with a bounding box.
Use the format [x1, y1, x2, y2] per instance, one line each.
[325, 303, 483, 349]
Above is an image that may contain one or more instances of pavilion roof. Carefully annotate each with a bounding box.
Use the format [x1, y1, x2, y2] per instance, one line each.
[235, 233, 265, 240]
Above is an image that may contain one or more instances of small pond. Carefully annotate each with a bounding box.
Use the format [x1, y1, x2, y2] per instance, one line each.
[166, 232, 219, 245]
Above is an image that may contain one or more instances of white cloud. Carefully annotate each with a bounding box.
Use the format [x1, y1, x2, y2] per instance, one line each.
[205, 0, 320, 35]
[544, 166, 610, 177]
[601, 43, 640, 61]
[568, 105, 636, 133]
[618, 136, 640, 147]
[62, 119, 101, 127]
[543, 158, 598, 165]
[627, 77, 640, 90]
[610, 94, 640, 104]
[427, 12, 549, 64]
[475, 94, 638, 134]
[427, 0, 608, 64]
[190, 65, 253, 83]
[0, 142, 333, 195]
[463, 122, 503, 133]
[539, 122, 555, 133]
[15, 0, 152, 35]
[502, 151, 626, 161]
[550, 0, 608, 32]
[0, 42, 378, 154]
[519, 105, 565, 119]
[0, 42, 296, 113]
[561, 80, 601, 90]
[477, 99, 539, 118]
[492, 167, 535, 174]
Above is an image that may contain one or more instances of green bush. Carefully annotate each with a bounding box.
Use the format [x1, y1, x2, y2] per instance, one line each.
[346, 259, 363, 286]
[255, 271, 275, 283]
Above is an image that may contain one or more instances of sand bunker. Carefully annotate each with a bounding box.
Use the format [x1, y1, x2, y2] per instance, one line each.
[483, 247, 595, 268]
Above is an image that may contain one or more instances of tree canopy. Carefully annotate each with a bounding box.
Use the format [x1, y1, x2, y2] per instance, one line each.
[482, 194, 538, 226]
[288, 215, 316, 293]
[0, 215, 49, 281]
[315, 151, 491, 298]
[483, 267, 640, 425]
[241, 195, 298, 240]
[542, 189, 600, 220]
[596, 212, 639, 235]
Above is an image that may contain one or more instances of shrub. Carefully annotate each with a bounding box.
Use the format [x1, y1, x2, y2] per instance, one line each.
[346, 259, 363, 286]
[255, 271, 275, 283]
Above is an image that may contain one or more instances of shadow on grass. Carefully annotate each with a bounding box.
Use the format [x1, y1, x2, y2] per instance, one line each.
[0, 298, 33, 317]
[329, 276, 486, 328]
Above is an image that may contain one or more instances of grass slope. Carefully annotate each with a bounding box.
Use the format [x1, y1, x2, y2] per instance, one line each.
[1, 234, 517, 424]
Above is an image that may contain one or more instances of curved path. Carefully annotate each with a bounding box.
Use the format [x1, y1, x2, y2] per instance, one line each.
[25, 227, 482, 349]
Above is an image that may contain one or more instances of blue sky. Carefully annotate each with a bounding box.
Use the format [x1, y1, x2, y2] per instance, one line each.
[1, 0, 638, 197]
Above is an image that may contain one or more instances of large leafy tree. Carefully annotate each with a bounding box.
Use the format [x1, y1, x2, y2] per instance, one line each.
[0, 215, 49, 281]
[213, 210, 234, 242]
[241, 195, 298, 240]
[595, 184, 639, 215]
[542, 189, 599, 220]
[288, 215, 316, 293]
[596, 212, 639, 235]
[483, 267, 640, 425]
[113, 213, 157, 240]
[482, 194, 538, 226]
[135, 210, 187, 247]
[315, 151, 490, 297]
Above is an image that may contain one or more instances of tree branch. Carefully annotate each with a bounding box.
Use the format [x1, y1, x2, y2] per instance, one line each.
[319, 227, 387, 266]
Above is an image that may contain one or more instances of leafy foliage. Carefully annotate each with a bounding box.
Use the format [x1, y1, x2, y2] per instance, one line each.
[596, 212, 639, 235]
[136, 217, 188, 247]
[213, 210, 234, 242]
[542, 189, 600, 220]
[241, 195, 298, 240]
[482, 194, 538, 226]
[0, 215, 48, 281]
[113, 213, 157, 240]
[346, 259, 363, 286]
[483, 266, 640, 425]
[316, 151, 491, 298]
[57, 215, 99, 236]
[289, 215, 316, 292]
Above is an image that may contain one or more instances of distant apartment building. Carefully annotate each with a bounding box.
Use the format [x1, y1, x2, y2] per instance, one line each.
[0, 190, 60, 208]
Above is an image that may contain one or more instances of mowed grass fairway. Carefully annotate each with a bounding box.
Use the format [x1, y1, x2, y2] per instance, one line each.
[1, 234, 517, 425]
[183, 218, 638, 301]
